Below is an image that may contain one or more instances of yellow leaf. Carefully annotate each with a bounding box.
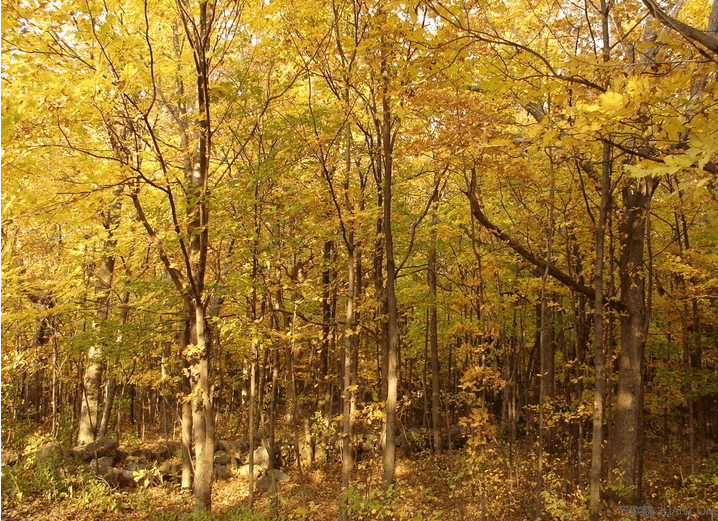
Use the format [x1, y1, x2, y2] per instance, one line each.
[599, 91, 625, 112]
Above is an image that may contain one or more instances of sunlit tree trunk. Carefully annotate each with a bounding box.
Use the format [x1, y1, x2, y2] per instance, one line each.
[380, 36, 399, 488]
[181, 354, 194, 490]
[78, 218, 116, 445]
[341, 243, 357, 520]
[191, 303, 215, 512]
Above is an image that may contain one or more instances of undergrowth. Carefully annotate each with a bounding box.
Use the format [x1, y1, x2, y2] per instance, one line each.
[3, 419, 717, 521]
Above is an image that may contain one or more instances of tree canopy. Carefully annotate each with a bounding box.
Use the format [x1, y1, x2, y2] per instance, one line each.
[2, 0, 718, 518]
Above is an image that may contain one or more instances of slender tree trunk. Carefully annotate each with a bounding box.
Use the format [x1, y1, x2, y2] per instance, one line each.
[536, 181, 555, 518]
[160, 342, 172, 437]
[248, 343, 257, 507]
[181, 321, 194, 490]
[287, 306, 308, 511]
[28, 293, 54, 423]
[320, 240, 334, 419]
[341, 244, 357, 521]
[181, 390, 194, 488]
[51, 338, 59, 434]
[374, 188, 388, 403]
[428, 193, 442, 455]
[590, 140, 612, 521]
[380, 41, 399, 488]
[98, 291, 130, 438]
[97, 377, 116, 438]
[339, 91, 359, 519]
[183, 1, 216, 511]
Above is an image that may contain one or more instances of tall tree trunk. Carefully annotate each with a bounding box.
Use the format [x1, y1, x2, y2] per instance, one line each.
[160, 341, 173, 437]
[248, 338, 258, 508]
[339, 93, 359, 520]
[428, 193, 442, 455]
[320, 240, 334, 419]
[380, 40, 399, 488]
[98, 291, 130, 438]
[97, 377, 117, 438]
[191, 304, 215, 513]
[374, 187, 388, 403]
[181, 359, 194, 490]
[78, 228, 116, 445]
[181, 0, 216, 511]
[611, 177, 657, 503]
[536, 168, 555, 516]
[590, 140, 612, 520]
[341, 244, 357, 521]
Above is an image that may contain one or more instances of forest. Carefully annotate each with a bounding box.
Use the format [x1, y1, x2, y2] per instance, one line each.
[1, 0, 717, 519]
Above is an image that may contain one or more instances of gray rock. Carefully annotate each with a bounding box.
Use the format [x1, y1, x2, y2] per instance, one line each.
[214, 465, 233, 480]
[361, 433, 379, 452]
[155, 440, 182, 459]
[313, 443, 327, 464]
[107, 466, 136, 486]
[298, 439, 313, 465]
[114, 449, 129, 463]
[159, 460, 182, 476]
[231, 438, 250, 453]
[270, 469, 290, 481]
[214, 450, 232, 466]
[237, 463, 262, 481]
[215, 440, 232, 452]
[90, 456, 115, 475]
[125, 462, 150, 472]
[37, 441, 63, 460]
[252, 446, 271, 470]
[255, 475, 277, 492]
[69, 436, 119, 462]
[130, 448, 155, 462]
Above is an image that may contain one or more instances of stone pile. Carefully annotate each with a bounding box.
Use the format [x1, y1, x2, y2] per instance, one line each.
[67, 435, 293, 490]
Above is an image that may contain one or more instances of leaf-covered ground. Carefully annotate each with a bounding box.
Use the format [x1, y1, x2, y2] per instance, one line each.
[2, 437, 717, 521]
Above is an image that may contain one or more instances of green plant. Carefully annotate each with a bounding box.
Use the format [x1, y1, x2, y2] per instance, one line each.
[340, 484, 397, 520]
[606, 462, 637, 500]
[0, 429, 119, 512]
[69, 476, 120, 512]
[134, 466, 163, 488]
[1, 418, 36, 452]
[663, 460, 718, 508]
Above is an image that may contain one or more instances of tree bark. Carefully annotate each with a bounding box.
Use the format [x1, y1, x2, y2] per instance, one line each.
[590, 141, 612, 521]
[641, 0, 718, 55]
[428, 193, 442, 455]
[78, 226, 116, 445]
[181, 360, 194, 490]
[191, 303, 215, 513]
[465, 177, 625, 312]
[320, 240, 334, 419]
[611, 178, 657, 503]
[380, 40, 400, 488]
[341, 244, 356, 521]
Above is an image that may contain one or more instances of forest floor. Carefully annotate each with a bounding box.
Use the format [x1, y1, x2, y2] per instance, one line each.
[2, 433, 717, 521]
